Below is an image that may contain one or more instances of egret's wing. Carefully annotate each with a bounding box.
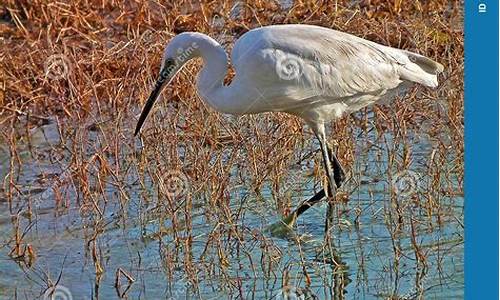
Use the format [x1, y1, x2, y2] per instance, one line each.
[232, 25, 442, 100]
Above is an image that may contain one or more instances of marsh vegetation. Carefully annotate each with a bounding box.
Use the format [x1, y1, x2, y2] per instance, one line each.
[0, 1, 463, 299]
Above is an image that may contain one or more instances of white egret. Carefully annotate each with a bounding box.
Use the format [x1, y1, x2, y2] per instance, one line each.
[134, 24, 443, 232]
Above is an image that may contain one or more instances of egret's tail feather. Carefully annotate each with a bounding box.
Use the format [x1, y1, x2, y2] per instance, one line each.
[399, 51, 444, 88]
[406, 52, 444, 74]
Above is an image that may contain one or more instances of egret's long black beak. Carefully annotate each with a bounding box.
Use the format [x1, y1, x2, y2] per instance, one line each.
[134, 62, 174, 136]
[134, 80, 165, 135]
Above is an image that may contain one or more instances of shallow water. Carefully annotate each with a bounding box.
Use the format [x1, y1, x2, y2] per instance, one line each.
[0, 117, 463, 299]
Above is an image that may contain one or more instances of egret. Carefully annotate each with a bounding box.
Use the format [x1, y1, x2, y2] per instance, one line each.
[134, 24, 443, 233]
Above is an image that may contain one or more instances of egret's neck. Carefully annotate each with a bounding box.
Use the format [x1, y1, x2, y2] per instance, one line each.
[192, 35, 232, 113]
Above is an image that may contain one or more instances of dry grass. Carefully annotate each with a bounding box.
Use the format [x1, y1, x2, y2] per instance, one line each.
[0, 1, 463, 299]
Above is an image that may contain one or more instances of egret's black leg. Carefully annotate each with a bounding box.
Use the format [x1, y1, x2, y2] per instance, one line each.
[310, 123, 337, 238]
[295, 189, 325, 217]
[289, 144, 346, 220]
[316, 145, 336, 198]
[317, 136, 336, 198]
[278, 127, 347, 232]
[327, 146, 346, 188]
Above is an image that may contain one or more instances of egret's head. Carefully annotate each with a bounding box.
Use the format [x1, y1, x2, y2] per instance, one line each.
[134, 33, 200, 135]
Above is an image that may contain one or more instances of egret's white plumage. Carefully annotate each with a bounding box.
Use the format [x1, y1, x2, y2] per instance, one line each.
[135, 24, 443, 221]
[148, 25, 443, 126]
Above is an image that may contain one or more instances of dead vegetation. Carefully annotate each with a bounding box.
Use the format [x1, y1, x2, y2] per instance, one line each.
[0, 1, 463, 299]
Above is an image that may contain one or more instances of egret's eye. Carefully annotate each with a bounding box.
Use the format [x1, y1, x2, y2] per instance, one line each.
[159, 58, 176, 80]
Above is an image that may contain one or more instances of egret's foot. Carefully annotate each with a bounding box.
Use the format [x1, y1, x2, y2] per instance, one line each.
[265, 213, 297, 238]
